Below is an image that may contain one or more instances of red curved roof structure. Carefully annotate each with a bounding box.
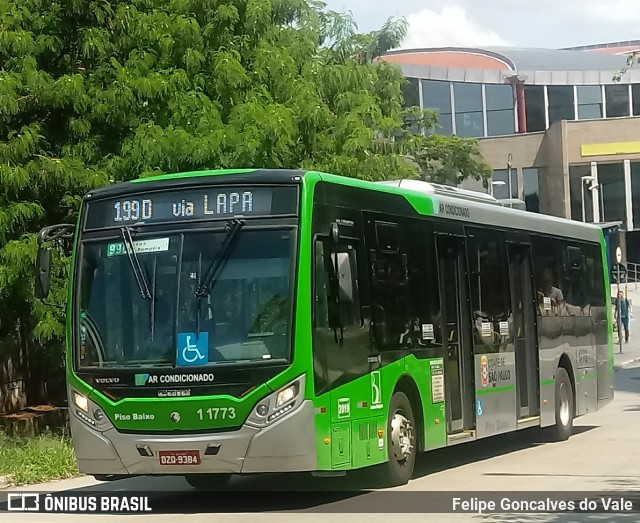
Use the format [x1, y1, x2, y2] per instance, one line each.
[381, 50, 513, 71]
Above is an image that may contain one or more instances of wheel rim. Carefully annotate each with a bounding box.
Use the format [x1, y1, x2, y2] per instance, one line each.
[390, 410, 414, 463]
[559, 382, 570, 426]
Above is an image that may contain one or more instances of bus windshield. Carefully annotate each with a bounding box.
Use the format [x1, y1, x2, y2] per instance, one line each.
[77, 227, 295, 369]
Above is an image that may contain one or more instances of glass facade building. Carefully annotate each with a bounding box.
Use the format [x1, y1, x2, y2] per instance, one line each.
[386, 43, 640, 235]
[403, 79, 640, 137]
[416, 79, 516, 137]
[570, 160, 640, 231]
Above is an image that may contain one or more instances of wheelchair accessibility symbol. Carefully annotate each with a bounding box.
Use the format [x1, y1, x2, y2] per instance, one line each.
[177, 332, 208, 366]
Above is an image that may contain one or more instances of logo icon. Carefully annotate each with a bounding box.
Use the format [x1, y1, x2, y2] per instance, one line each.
[176, 332, 208, 367]
[8, 493, 39, 511]
[159, 389, 191, 398]
[337, 398, 350, 419]
[170, 412, 181, 423]
[371, 371, 383, 409]
[477, 399, 484, 417]
[480, 355, 489, 387]
[95, 377, 120, 384]
[135, 373, 150, 386]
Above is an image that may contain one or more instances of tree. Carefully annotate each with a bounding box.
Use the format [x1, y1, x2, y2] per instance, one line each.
[613, 51, 640, 82]
[373, 106, 492, 186]
[0, 0, 491, 404]
[407, 133, 492, 187]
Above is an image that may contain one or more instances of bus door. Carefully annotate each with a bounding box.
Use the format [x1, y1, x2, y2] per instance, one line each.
[507, 243, 540, 419]
[435, 233, 474, 434]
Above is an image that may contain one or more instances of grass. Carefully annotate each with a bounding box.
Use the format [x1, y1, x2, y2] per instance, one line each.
[0, 431, 79, 486]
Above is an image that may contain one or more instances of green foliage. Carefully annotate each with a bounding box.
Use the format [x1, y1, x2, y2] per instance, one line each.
[0, 0, 491, 393]
[407, 133, 492, 186]
[613, 51, 639, 82]
[0, 431, 78, 486]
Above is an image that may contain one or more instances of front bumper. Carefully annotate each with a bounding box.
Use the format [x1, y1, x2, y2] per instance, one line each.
[71, 400, 318, 475]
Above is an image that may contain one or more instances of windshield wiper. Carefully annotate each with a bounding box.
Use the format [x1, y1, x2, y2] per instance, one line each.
[196, 219, 245, 297]
[121, 227, 152, 300]
[195, 219, 245, 334]
[121, 227, 157, 339]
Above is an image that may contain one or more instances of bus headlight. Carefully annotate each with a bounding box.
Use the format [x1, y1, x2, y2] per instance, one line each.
[74, 392, 89, 413]
[70, 389, 113, 432]
[276, 383, 298, 407]
[246, 375, 305, 428]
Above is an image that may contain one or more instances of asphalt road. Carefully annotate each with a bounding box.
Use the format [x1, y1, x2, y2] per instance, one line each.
[5, 362, 640, 522]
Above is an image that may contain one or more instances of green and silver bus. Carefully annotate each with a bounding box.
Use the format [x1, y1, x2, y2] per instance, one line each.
[35, 169, 614, 487]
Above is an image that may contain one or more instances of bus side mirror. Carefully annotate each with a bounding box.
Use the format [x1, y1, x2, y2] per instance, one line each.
[35, 246, 51, 299]
[330, 222, 340, 244]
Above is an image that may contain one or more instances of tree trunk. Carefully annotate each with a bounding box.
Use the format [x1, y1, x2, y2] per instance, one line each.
[19, 315, 37, 406]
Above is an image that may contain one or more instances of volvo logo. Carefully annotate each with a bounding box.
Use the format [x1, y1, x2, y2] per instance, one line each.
[170, 412, 181, 423]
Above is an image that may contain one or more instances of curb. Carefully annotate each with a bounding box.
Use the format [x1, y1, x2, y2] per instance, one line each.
[0, 474, 89, 492]
[614, 357, 640, 371]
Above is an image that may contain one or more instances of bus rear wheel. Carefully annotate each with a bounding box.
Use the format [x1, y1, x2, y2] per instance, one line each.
[184, 473, 231, 490]
[550, 367, 574, 441]
[376, 391, 416, 486]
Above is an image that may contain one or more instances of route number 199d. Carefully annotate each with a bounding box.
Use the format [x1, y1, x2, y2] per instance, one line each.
[113, 199, 152, 222]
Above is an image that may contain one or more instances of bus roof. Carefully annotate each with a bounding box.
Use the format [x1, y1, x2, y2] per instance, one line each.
[313, 171, 603, 244]
[85, 169, 306, 199]
[86, 168, 603, 244]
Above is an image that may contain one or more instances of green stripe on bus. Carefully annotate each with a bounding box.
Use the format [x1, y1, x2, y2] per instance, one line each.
[540, 379, 555, 386]
[476, 385, 515, 395]
[131, 169, 257, 183]
[578, 373, 596, 380]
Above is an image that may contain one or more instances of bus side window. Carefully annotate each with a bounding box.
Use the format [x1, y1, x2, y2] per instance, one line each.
[369, 221, 410, 349]
[314, 240, 330, 329]
[586, 247, 605, 308]
[314, 239, 362, 337]
[313, 235, 372, 394]
[562, 245, 589, 314]
[466, 229, 511, 343]
[532, 236, 565, 316]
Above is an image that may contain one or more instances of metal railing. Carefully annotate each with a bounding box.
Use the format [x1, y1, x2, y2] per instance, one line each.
[627, 262, 640, 286]
[610, 261, 640, 289]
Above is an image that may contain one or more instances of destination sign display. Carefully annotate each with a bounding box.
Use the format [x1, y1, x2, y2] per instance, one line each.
[84, 186, 298, 229]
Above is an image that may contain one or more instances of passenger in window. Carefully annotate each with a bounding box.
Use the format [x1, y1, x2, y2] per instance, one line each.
[539, 268, 564, 308]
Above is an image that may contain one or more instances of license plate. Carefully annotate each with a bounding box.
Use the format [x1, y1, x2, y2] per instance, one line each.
[158, 450, 201, 465]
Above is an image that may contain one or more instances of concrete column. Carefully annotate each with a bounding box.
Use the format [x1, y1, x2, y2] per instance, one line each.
[591, 162, 600, 223]
[625, 159, 633, 230]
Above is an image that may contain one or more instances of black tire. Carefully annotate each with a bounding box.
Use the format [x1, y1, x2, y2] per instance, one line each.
[550, 367, 574, 441]
[376, 391, 417, 486]
[184, 474, 232, 490]
[93, 474, 127, 481]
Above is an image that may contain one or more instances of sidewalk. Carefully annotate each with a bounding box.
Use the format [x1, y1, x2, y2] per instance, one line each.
[3, 475, 101, 492]
[613, 336, 640, 370]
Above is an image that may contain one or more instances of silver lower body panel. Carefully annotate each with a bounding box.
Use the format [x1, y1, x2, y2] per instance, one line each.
[71, 400, 318, 475]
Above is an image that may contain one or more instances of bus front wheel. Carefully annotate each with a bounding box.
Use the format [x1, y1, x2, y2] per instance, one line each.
[377, 391, 416, 486]
[550, 367, 574, 441]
